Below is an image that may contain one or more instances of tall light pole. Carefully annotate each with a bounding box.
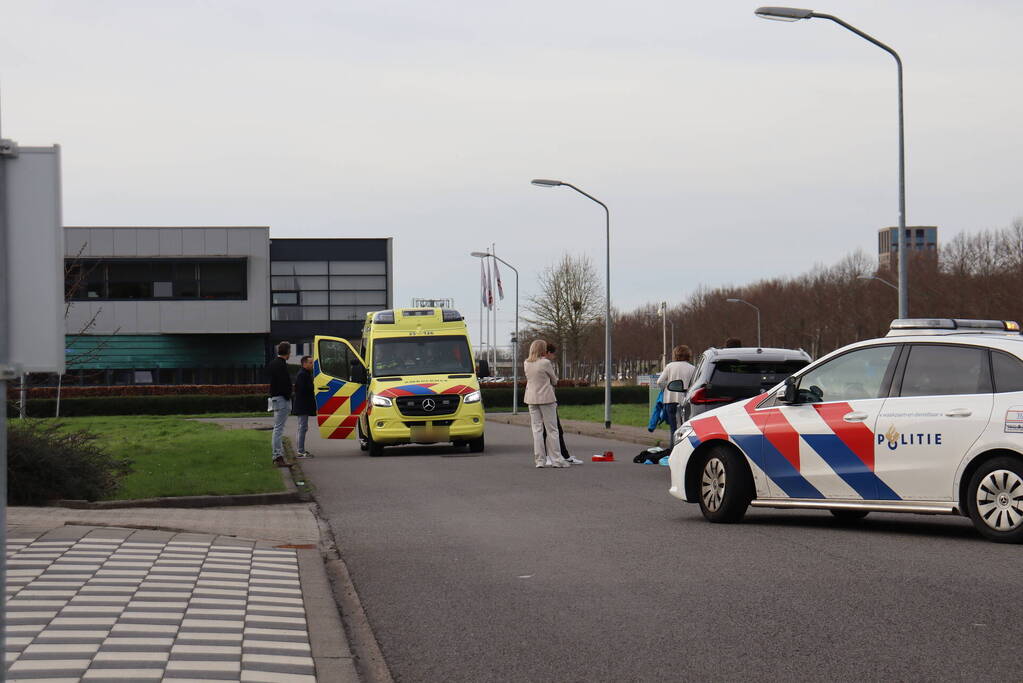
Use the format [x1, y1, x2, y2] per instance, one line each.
[472, 251, 520, 415]
[727, 298, 762, 348]
[531, 178, 612, 429]
[755, 6, 909, 318]
[659, 301, 668, 368]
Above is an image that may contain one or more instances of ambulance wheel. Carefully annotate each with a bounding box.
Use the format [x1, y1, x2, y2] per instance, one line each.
[966, 457, 1023, 543]
[357, 421, 368, 451]
[366, 425, 385, 458]
[697, 445, 753, 524]
[830, 509, 870, 521]
[467, 435, 485, 453]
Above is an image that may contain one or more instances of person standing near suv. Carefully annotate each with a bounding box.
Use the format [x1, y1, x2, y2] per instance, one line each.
[268, 341, 293, 467]
[657, 345, 696, 442]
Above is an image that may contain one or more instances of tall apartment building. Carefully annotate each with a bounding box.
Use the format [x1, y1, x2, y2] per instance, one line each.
[878, 226, 938, 270]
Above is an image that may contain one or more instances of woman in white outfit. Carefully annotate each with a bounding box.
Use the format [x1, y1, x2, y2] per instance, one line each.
[524, 340, 570, 469]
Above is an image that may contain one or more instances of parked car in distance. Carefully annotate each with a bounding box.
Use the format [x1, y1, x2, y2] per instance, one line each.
[671, 347, 812, 422]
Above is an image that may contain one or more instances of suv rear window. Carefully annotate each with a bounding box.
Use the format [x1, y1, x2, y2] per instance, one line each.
[707, 360, 809, 399]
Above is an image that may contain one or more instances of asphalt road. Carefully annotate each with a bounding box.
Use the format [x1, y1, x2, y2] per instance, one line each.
[302, 421, 1019, 682]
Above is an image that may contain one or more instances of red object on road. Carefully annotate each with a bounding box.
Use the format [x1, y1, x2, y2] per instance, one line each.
[592, 451, 615, 462]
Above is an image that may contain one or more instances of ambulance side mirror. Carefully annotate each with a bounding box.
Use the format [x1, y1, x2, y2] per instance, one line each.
[477, 359, 491, 378]
[781, 376, 799, 404]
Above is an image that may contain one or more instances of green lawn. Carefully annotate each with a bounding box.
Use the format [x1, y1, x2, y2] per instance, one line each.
[533, 403, 666, 430]
[44, 415, 284, 500]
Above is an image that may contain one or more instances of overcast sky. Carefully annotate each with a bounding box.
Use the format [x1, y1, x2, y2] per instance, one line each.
[4, 1, 1022, 347]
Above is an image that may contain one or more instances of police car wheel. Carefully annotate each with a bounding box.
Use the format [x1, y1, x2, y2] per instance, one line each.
[697, 446, 753, 523]
[829, 509, 870, 521]
[967, 458, 1023, 542]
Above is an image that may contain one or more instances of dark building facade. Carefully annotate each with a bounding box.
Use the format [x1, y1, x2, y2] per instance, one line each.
[269, 238, 393, 356]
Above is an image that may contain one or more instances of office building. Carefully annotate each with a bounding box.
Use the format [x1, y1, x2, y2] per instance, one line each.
[878, 226, 938, 270]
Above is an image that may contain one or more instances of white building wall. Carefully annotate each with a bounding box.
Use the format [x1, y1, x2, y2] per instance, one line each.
[64, 226, 270, 335]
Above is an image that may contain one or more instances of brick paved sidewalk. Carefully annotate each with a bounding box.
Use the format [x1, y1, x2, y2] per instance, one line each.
[4, 521, 354, 682]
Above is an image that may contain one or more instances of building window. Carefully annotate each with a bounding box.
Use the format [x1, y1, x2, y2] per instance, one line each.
[65, 258, 247, 301]
[272, 258, 388, 325]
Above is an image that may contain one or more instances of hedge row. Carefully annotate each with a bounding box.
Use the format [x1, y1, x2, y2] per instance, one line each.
[11, 384, 270, 400]
[6, 386, 649, 417]
[480, 379, 590, 389]
[7, 394, 268, 418]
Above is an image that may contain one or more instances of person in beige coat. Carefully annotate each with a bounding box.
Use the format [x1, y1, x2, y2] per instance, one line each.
[524, 340, 570, 468]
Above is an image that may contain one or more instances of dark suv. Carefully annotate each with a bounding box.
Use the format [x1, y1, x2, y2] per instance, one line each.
[674, 347, 811, 422]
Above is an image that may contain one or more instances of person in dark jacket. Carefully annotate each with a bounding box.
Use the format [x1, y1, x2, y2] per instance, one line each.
[293, 355, 316, 458]
[540, 344, 583, 465]
[268, 341, 293, 467]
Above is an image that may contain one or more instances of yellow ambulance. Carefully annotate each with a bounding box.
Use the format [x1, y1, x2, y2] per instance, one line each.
[312, 308, 486, 456]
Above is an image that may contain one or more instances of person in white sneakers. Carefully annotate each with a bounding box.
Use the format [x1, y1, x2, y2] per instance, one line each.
[524, 339, 571, 469]
[541, 344, 583, 465]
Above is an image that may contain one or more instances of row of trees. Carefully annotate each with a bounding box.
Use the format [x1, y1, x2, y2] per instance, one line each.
[524, 219, 1023, 379]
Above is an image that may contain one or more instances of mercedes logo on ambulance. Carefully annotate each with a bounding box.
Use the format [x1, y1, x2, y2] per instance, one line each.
[421, 398, 436, 412]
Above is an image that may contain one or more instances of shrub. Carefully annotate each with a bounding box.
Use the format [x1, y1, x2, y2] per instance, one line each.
[7, 421, 133, 504]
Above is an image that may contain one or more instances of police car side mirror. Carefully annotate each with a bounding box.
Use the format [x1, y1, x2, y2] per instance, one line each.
[666, 380, 686, 393]
[781, 376, 799, 404]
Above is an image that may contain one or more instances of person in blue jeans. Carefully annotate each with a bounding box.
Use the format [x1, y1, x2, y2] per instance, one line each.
[292, 355, 316, 458]
[267, 341, 293, 467]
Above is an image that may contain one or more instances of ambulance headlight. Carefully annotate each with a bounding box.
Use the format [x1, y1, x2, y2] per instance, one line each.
[463, 390, 482, 404]
[371, 394, 393, 407]
[674, 424, 694, 443]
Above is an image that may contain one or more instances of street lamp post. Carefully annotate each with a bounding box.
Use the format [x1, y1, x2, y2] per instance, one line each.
[857, 274, 898, 291]
[531, 178, 612, 429]
[727, 298, 762, 348]
[660, 301, 668, 369]
[755, 6, 909, 318]
[472, 251, 520, 415]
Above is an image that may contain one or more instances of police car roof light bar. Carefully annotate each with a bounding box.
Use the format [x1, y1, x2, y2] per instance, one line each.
[888, 318, 1022, 334]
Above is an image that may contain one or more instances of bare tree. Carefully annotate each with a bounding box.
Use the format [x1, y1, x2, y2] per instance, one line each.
[523, 253, 602, 377]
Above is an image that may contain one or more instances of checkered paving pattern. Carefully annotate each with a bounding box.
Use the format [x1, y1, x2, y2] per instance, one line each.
[5, 528, 317, 682]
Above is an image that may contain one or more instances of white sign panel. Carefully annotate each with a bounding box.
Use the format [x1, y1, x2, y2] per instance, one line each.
[5, 145, 64, 373]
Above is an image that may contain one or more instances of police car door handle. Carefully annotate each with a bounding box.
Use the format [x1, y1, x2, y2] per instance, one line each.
[945, 408, 972, 417]
[843, 411, 869, 422]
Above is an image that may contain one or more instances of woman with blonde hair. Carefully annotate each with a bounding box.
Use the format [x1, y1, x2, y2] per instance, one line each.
[524, 339, 570, 468]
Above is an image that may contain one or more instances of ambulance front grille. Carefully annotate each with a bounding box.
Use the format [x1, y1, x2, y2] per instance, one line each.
[395, 395, 461, 416]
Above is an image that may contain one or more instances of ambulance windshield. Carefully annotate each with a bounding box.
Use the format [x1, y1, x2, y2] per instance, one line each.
[372, 336, 474, 376]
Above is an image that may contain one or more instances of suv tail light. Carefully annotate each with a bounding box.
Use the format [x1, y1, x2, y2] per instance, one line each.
[688, 387, 732, 405]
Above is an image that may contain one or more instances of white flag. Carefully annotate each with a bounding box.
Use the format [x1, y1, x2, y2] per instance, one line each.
[484, 259, 494, 309]
[480, 260, 488, 307]
[493, 258, 505, 300]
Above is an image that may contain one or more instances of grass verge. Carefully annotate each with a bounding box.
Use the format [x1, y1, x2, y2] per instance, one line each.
[40, 415, 284, 500]
[521, 403, 667, 430]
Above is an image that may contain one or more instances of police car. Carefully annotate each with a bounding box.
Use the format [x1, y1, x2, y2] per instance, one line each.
[667, 318, 1023, 543]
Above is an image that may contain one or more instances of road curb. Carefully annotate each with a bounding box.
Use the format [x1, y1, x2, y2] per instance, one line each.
[487, 412, 668, 448]
[313, 502, 394, 683]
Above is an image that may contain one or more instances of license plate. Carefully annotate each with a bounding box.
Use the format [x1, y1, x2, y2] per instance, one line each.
[410, 425, 450, 443]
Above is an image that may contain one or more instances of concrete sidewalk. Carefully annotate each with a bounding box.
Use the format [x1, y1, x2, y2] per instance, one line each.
[486, 412, 671, 448]
[5, 504, 358, 682]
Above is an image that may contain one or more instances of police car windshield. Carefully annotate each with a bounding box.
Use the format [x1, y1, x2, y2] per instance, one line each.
[372, 336, 474, 377]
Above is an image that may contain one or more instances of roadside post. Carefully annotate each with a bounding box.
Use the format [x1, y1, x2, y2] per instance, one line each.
[1, 130, 66, 674]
